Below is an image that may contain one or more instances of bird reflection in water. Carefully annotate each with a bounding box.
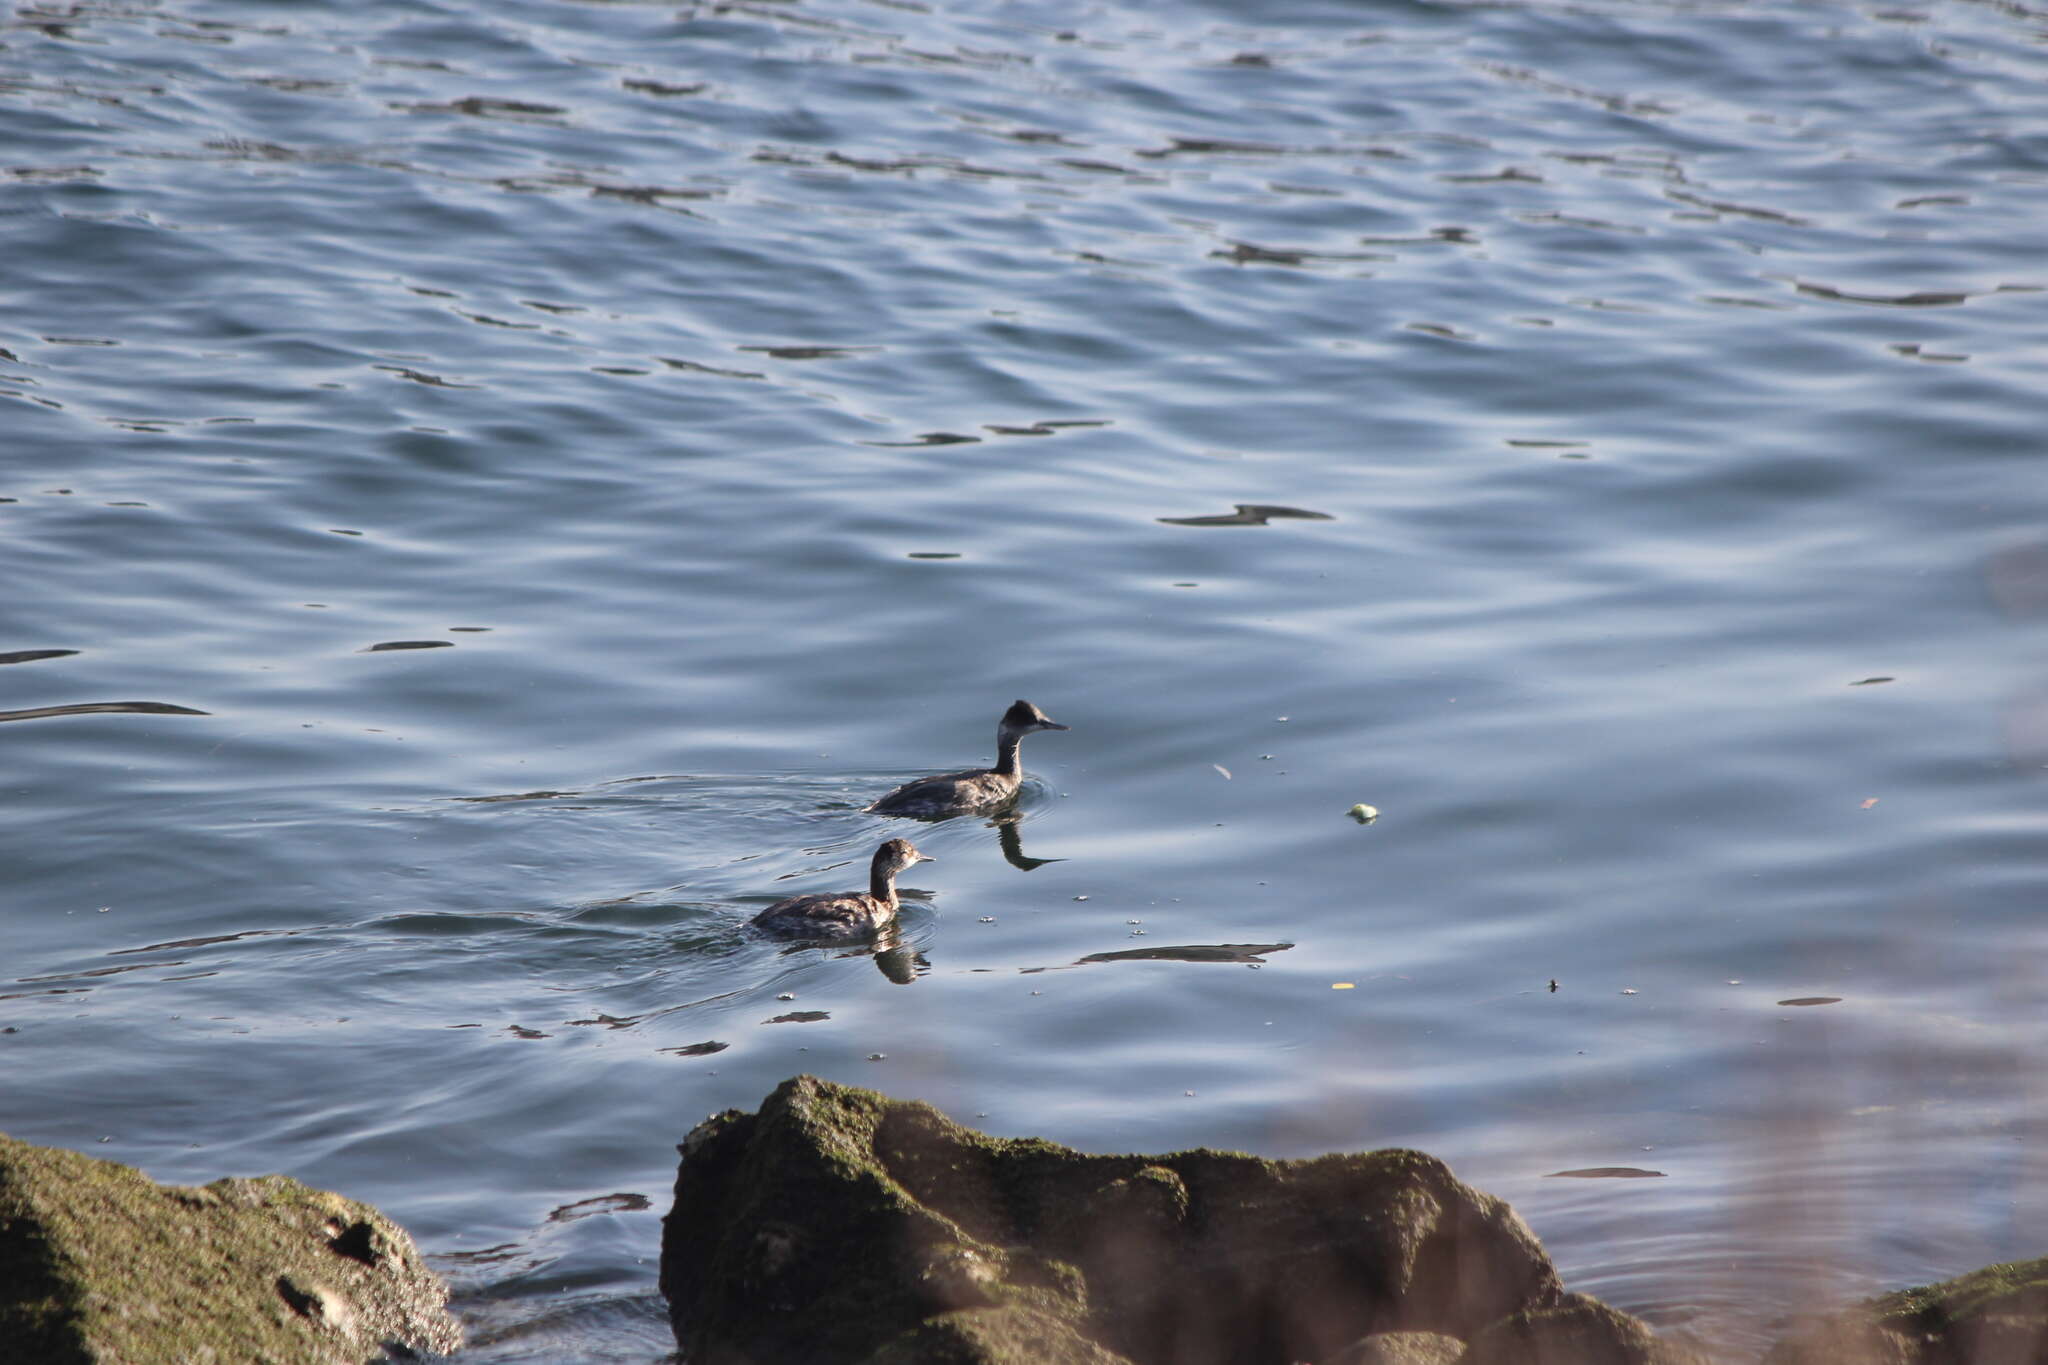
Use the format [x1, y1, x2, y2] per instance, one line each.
[992, 811, 1063, 871]
[767, 921, 930, 984]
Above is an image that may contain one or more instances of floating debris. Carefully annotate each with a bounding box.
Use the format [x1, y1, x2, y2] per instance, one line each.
[1348, 804, 1379, 824]
[1777, 997, 1843, 1007]
[1547, 1167, 1666, 1179]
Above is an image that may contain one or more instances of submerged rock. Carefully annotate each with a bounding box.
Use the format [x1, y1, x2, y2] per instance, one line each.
[662, 1075, 1699, 1365]
[1763, 1255, 2048, 1364]
[0, 1132, 460, 1364]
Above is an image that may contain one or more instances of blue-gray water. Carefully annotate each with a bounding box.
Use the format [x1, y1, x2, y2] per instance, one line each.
[6, 0, 2048, 1358]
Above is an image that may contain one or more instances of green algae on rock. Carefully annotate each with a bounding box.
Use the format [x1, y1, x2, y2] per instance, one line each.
[1764, 1255, 2048, 1365]
[0, 1133, 460, 1364]
[662, 1075, 1574, 1365]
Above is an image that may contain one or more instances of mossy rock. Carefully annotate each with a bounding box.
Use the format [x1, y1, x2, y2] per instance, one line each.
[1323, 1329, 1465, 1364]
[1764, 1255, 2048, 1364]
[661, 1075, 1564, 1365]
[0, 1133, 459, 1364]
[1462, 1292, 1714, 1364]
[860, 1306, 1138, 1365]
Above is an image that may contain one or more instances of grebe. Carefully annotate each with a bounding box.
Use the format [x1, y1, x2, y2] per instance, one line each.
[750, 838, 932, 938]
[868, 699, 1069, 819]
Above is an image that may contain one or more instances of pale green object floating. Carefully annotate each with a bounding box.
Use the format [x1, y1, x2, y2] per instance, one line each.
[1348, 804, 1379, 824]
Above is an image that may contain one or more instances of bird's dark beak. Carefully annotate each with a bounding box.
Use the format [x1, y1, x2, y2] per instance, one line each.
[1041, 720, 1070, 731]
[919, 853, 937, 864]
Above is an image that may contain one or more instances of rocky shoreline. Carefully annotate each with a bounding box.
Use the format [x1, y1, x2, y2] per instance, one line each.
[5, 1078, 2042, 1363]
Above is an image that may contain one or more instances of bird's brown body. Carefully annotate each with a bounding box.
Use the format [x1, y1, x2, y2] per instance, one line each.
[751, 838, 931, 939]
[868, 700, 1069, 819]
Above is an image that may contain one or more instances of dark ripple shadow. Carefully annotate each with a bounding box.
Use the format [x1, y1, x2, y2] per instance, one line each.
[449, 790, 582, 805]
[437, 772, 878, 822]
[622, 78, 707, 97]
[1020, 943, 1294, 974]
[860, 419, 1105, 446]
[1076, 942, 1293, 965]
[1135, 136, 1371, 160]
[980, 419, 1110, 436]
[735, 344, 881, 361]
[440, 1201, 676, 1365]
[1666, 188, 1809, 226]
[447, 1288, 677, 1365]
[1792, 280, 2043, 308]
[371, 364, 480, 388]
[1209, 240, 1390, 267]
[1158, 503, 1335, 527]
[394, 96, 570, 123]
[863, 431, 981, 447]
[656, 356, 766, 380]
[0, 700, 207, 724]
[14, 960, 189, 986]
[108, 928, 299, 957]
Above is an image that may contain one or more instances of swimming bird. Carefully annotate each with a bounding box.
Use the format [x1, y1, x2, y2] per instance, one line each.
[750, 838, 933, 938]
[868, 699, 1069, 819]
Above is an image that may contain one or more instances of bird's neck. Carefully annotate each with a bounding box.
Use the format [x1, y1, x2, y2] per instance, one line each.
[992, 729, 1024, 778]
[869, 862, 899, 906]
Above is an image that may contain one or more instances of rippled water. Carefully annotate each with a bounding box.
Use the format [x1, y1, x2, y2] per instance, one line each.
[7, 0, 2048, 1358]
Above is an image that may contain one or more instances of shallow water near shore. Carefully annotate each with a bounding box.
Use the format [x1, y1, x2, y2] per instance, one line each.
[6, 0, 2048, 1358]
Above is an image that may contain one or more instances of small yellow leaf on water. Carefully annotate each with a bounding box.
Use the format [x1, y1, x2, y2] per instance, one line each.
[1348, 804, 1379, 824]
[1860, 798, 1879, 809]
[1332, 982, 1355, 990]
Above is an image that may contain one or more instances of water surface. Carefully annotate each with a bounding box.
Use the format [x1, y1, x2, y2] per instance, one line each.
[6, 0, 2048, 1358]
